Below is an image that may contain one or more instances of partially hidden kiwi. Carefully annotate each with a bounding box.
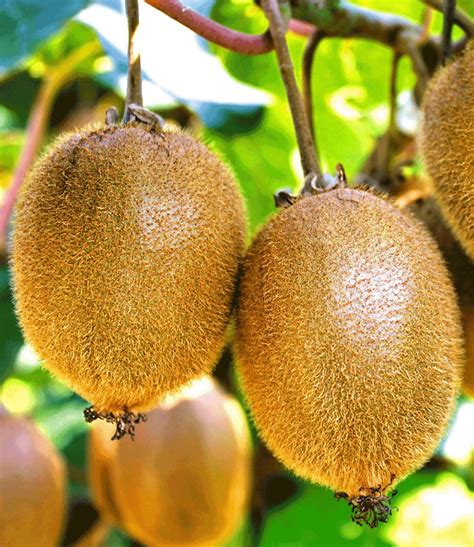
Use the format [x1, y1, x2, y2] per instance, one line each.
[11, 122, 246, 420]
[89, 376, 252, 546]
[418, 41, 474, 260]
[0, 406, 66, 546]
[394, 179, 474, 397]
[235, 187, 463, 526]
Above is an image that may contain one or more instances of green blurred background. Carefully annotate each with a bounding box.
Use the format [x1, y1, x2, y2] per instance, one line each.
[1, 0, 474, 545]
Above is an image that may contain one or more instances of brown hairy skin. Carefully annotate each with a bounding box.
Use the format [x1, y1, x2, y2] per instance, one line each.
[235, 188, 463, 498]
[89, 377, 252, 546]
[407, 195, 474, 398]
[0, 408, 66, 547]
[418, 41, 474, 260]
[11, 124, 246, 413]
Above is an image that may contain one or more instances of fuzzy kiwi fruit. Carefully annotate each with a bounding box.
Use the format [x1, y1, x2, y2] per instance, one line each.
[89, 376, 252, 546]
[235, 187, 462, 525]
[418, 41, 474, 259]
[0, 406, 66, 546]
[11, 122, 246, 416]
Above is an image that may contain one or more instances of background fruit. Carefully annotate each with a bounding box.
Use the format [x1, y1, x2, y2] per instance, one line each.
[0, 406, 66, 547]
[11, 124, 246, 413]
[236, 188, 462, 497]
[394, 180, 474, 398]
[88, 420, 122, 525]
[418, 41, 474, 260]
[89, 376, 252, 546]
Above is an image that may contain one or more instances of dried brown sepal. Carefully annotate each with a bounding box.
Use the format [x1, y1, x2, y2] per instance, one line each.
[274, 163, 348, 209]
[335, 474, 398, 528]
[84, 406, 147, 441]
[127, 103, 165, 128]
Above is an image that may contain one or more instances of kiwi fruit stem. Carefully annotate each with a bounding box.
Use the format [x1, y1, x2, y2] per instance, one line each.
[123, 0, 143, 123]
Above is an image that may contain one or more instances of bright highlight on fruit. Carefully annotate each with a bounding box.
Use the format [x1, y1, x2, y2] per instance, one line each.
[235, 186, 463, 527]
[89, 376, 252, 546]
[11, 121, 246, 428]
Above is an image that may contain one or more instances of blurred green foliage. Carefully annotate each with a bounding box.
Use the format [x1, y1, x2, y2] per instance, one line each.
[1, 0, 473, 545]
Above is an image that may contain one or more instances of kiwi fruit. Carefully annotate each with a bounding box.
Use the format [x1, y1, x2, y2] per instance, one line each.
[11, 122, 246, 417]
[235, 187, 462, 524]
[0, 406, 66, 546]
[418, 41, 474, 260]
[89, 376, 252, 546]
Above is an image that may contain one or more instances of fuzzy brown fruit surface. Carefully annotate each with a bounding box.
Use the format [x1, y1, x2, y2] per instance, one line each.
[89, 376, 252, 546]
[11, 124, 246, 413]
[235, 188, 462, 499]
[418, 41, 474, 260]
[0, 407, 66, 547]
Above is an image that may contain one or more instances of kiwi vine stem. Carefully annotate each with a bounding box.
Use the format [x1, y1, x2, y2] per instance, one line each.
[0, 41, 101, 253]
[302, 30, 324, 153]
[388, 52, 401, 135]
[261, 0, 321, 180]
[124, 0, 143, 122]
[144, 0, 274, 54]
[422, 0, 474, 36]
[442, 0, 456, 62]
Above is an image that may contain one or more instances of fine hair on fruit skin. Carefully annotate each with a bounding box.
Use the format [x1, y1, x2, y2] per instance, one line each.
[235, 187, 463, 504]
[88, 376, 252, 546]
[0, 406, 66, 547]
[418, 41, 474, 260]
[11, 122, 246, 415]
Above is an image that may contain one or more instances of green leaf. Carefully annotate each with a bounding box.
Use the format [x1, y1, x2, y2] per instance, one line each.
[0, 0, 89, 74]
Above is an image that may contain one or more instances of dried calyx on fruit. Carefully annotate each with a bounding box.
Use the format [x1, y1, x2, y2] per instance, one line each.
[335, 474, 398, 528]
[0, 406, 67, 547]
[11, 107, 246, 438]
[88, 376, 252, 546]
[418, 41, 474, 260]
[235, 167, 463, 527]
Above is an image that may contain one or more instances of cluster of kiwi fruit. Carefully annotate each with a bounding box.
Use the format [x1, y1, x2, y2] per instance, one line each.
[9, 41, 472, 530]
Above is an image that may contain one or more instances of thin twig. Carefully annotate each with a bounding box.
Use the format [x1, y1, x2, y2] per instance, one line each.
[289, 19, 315, 37]
[442, 0, 456, 62]
[261, 0, 320, 180]
[388, 52, 401, 134]
[145, 0, 274, 54]
[302, 30, 324, 152]
[419, 6, 434, 43]
[422, 0, 474, 36]
[123, 0, 143, 122]
[397, 30, 430, 94]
